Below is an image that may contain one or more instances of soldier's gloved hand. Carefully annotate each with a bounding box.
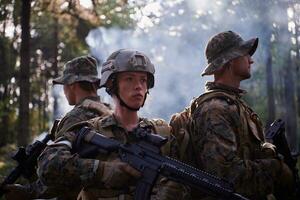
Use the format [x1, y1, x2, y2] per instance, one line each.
[97, 159, 141, 188]
[155, 178, 190, 200]
[259, 142, 277, 158]
[4, 184, 34, 200]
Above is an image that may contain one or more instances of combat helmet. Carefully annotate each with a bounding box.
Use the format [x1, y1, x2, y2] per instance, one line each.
[101, 49, 155, 111]
[100, 49, 155, 89]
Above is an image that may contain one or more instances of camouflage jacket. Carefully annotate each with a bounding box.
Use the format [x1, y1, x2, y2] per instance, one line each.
[55, 96, 112, 138]
[33, 96, 111, 200]
[37, 114, 174, 200]
[171, 82, 290, 200]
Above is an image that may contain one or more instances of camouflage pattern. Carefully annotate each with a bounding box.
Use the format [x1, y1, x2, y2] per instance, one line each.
[169, 108, 196, 165]
[37, 114, 178, 200]
[100, 49, 155, 89]
[32, 96, 111, 199]
[53, 55, 100, 85]
[55, 96, 112, 138]
[202, 31, 258, 76]
[173, 82, 292, 199]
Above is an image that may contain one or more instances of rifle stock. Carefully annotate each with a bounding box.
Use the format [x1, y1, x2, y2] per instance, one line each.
[0, 119, 58, 197]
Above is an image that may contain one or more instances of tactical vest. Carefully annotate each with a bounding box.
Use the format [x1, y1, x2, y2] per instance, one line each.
[171, 90, 265, 166]
[75, 116, 171, 200]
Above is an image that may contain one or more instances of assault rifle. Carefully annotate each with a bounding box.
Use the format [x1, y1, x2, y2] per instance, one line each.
[76, 126, 249, 200]
[265, 119, 300, 198]
[0, 120, 58, 197]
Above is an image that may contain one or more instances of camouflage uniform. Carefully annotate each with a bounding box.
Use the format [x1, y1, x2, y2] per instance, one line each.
[170, 31, 293, 199]
[32, 56, 111, 199]
[37, 114, 172, 200]
[52, 55, 112, 139]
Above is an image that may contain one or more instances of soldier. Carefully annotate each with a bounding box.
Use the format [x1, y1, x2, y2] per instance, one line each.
[170, 31, 294, 199]
[36, 49, 183, 200]
[4, 55, 111, 200]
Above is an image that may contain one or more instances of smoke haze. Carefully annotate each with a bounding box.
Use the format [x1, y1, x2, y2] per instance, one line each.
[85, 0, 273, 120]
[53, 0, 292, 121]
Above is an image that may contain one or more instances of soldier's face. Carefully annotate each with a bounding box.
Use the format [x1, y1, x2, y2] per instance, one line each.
[63, 84, 76, 105]
[117, 72, 148, 109]
[230, 54, 253, 80]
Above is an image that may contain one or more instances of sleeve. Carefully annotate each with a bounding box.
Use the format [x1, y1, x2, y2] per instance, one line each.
[37, 130, 102, 189]
[191, 98, 284, 199]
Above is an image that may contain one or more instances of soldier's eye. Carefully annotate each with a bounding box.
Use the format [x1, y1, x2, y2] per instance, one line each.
[141, 78, 147, 83]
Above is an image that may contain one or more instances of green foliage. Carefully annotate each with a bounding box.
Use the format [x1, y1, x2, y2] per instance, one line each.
[0, 0, 136, 145]
[94, 0, 135, 28]
[0, 144, 17, 183]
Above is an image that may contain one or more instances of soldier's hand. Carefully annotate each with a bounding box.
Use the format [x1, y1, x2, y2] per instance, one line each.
[4, 184, 33, 200]
[98, 159, 141, 188]
[155, 178, 189, 200]
[258, 142, 277, 159]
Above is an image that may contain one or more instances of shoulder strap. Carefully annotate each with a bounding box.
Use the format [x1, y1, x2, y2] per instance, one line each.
[190, 90, 239, 115]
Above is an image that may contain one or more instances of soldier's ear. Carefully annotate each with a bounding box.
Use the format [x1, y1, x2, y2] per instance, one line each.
[71, 82, 80, 91]
[224, 62, 231, 70]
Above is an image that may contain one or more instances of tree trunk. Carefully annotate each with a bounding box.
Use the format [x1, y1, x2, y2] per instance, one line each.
[294, 21, 300, 118]
[283, 54, 298, 153]
[0, 86, 9, 147]
[52, 17, 60, 120]
[292, 7, 300, 151]
[265, 42, 276, 127]
[18, 0, 31, 146]
[276, 1, 298, 153]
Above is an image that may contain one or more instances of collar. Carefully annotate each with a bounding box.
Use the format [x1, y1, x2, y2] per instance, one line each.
[100, 114, 147, 129]
[205, 82, 247, 98]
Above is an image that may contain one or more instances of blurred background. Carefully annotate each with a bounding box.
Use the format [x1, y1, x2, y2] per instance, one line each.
[0, 0, 300, 175]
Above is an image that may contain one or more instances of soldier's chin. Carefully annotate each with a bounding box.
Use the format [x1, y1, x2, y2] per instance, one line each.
[129, 103, 143, 110]
[243, 73, 251, 80]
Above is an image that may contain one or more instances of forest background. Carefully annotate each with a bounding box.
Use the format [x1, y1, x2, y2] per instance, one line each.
[0, 0, 300, 182]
